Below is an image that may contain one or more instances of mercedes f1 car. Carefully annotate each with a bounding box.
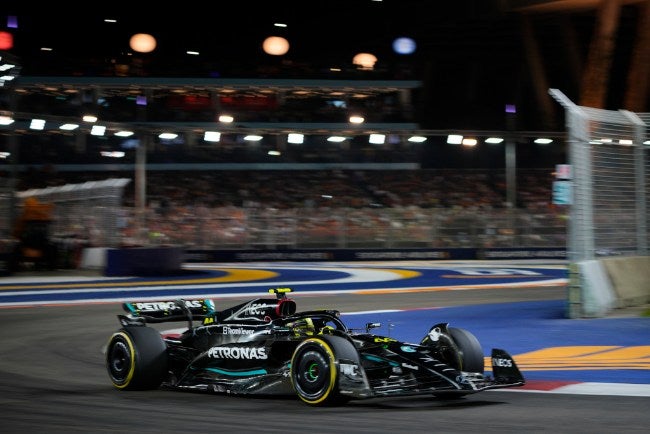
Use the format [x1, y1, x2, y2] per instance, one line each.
[105, 288, 525, 405]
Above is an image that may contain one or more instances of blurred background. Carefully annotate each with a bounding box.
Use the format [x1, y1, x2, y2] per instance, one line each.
[0, 0, 648, 270]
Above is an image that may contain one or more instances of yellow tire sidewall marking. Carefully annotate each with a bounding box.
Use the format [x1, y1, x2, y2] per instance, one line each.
[292, 337, 337, 405]
[109, 331, 136, 389]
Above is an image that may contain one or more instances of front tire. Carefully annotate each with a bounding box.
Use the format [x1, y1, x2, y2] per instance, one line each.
[106, 326, 168, 390]
[448, 327, 484, 373]
[433, 328, 485, 400]
[290, 337, 345, 406]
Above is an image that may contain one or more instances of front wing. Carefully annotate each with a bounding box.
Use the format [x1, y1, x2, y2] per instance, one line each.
[336, 347, 525, 400]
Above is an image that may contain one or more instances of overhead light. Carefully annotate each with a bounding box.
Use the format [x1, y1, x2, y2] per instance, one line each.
[462, 138, 477, 146]
[218, 114, 234, 123]
[204, 131, 221, 142]
[83, 115, 98, 123]
[30, 119, 46, 130]
[349, 115, 365, 124]
[115, 130, 134, 137]
[268, 150, 281, 156]
[0, 115, 14, 125]
[352, 52, 377, 70]
[0, 53, 20, 87]
[159, 132, 178, 140]
[327, 136, 347, 143]
[408, 136, 427, 143]
[244, 135, 263, 141]
[0, 151, 10, 159]
[447, 134, 463, 144]
[90, 125, 106, 136]
[619, 139, 633, 145]
[644, 140, 650, 145]
[287, 133, 304, 144]
[369, 134, 385, 144]
[100, 151, 125, 158]
[485, 137, 504, 144]
[534, 138, 553, 144]
[60, 123, 79, 130]
[186, 51, 200, 56]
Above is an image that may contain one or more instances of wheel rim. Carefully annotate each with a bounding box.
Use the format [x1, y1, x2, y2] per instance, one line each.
[107, 335, 134, 385]
[291, 338, 339, 405]
[295, 350, 330, 396]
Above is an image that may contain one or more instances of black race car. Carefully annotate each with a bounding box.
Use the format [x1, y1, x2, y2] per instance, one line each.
[105, 288, 525, 405]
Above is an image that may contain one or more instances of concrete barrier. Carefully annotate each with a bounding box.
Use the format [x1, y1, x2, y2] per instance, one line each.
[600, 256, 650, 308]
[577, 259, 617, 317]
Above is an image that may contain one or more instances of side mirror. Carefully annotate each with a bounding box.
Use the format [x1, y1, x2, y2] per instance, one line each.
[365, 322, 381, 332]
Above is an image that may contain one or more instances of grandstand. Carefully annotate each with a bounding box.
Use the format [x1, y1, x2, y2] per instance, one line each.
[1, 68, 568, 268]
[7, 167, 566, 254]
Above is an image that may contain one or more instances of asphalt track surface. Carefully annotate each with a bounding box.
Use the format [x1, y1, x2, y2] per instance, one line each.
[1, 260, 649, 433]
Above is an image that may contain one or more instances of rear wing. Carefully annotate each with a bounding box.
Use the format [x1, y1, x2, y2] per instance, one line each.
[117, 288, 296, 327]
[118, 299, 215, 326]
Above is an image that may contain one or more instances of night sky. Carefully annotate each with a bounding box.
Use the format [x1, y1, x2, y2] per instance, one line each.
[1, 1, 647, 131]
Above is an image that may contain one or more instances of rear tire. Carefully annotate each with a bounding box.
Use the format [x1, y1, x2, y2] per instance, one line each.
[106, 326, 168, 390]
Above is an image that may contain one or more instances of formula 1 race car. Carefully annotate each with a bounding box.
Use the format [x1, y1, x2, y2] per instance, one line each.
[105, 288, 525, 405]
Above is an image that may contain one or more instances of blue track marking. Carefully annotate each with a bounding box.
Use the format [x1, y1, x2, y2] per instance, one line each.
[340, 300, 650, 385]
[0, 264, 568, 305]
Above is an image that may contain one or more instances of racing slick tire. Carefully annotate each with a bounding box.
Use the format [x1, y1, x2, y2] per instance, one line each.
[433, 327, 485, 400]
[290, 336, 353, 406]
[448, 327, 484, 374]
[106, 326, 168, 391]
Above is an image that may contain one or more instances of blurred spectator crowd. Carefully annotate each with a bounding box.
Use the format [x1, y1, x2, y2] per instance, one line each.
[15, 167, 556, 211]
[6, 168, 567, 252]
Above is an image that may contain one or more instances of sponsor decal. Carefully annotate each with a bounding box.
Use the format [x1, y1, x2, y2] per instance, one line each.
[208, 346, 268, 360]
[245, 303, 273, 315]
[483, 250, 566, 259]
[401, 363, 418, 370]
[221, 326, 256, 335]
[340, 363, 361, 377]
[492, 357, 513, 368]
[237, 252, 331, 260]
[400, 345, 416, 353]
[428, 327, 442, 342]
[134, 300, 203, 312]
[373, 337, 397, 343]
[355, 251, 450, 259]
[449, 268, 541, 276]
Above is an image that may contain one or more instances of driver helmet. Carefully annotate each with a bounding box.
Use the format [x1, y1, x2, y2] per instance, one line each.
[291, 317, 316, 336]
